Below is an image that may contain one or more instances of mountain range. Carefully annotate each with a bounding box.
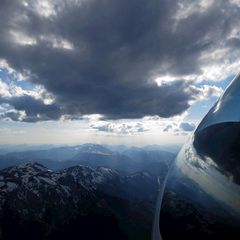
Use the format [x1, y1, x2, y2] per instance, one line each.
[0, 144, 175, 177]
[0, 144, 176, 239]
[1, 162, 159, 239]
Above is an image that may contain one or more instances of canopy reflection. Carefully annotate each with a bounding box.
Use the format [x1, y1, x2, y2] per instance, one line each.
[160, 74, 240, 239]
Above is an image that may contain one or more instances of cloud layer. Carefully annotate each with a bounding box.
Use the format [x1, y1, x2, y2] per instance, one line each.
[0, 0, 239, 121]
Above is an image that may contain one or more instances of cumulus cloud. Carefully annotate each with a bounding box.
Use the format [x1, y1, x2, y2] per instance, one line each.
[0, 109, 26, 122]
[90, 113, 196, 136]
[180, 122, 196, 132]
[91, 122, 149, 135]
[188, 84, 223, 103]
[161, 121, 196, 134]
[196, 85, 223, 99]
[0, 0, 239, 121]
[163, 125, 173, 132]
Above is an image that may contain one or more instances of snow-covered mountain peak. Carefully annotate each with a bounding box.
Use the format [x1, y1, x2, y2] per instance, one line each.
[3, 162, 51, 175]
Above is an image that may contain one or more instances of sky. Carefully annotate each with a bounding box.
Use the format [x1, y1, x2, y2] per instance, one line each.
[0, 0, 239, 146]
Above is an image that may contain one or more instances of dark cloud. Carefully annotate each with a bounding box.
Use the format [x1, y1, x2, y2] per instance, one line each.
[0, 0, 239, 121]
[0, 96, 61, 122]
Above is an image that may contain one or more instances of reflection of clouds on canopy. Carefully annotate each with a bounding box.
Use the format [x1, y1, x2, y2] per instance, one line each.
[176, 141, 240, 214]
